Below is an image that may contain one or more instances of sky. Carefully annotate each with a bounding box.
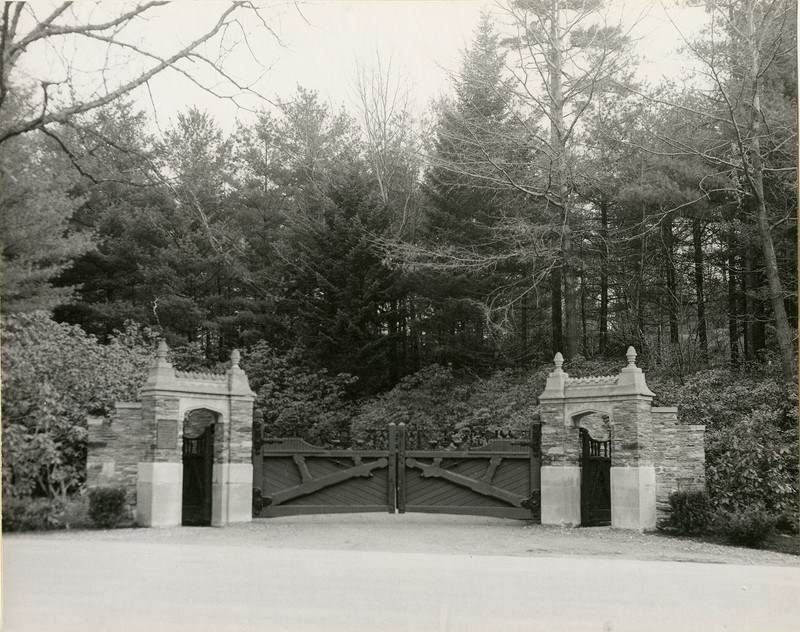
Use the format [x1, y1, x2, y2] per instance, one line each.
[18, 1, 709, 133]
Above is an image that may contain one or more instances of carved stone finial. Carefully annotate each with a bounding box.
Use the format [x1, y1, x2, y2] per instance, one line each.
[553, 352, 564, 372]
[231, 349, 241, 367]
[157, 339, 169, 359]
[626, 346, 637, 367]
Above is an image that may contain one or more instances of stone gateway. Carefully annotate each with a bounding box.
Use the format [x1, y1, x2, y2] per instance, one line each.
[88, 345, 704, 529]
[87, 341, 255, 527]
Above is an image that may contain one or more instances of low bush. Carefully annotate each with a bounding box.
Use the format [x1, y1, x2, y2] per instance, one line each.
[775, 513, 799, 535]
[668, 490, 710, 535]
[2, 496, 65, 532]
[716, 508, 776, 548]
[61, 494, 91, 529]
[88, 487, 128, 528]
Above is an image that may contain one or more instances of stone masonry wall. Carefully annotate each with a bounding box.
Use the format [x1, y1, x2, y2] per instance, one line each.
[539, 402, 581, 465]
[87, 403, 148, 504]
[651, 408, 706, 524]
[229, 398, 255, 464]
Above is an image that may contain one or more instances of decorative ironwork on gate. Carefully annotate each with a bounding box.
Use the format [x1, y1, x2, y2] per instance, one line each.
[182, 424, 214, 526]
[579, 427, 611, 526]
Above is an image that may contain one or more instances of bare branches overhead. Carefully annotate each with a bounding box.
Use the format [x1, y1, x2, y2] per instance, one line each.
[0, 1, 282, 145]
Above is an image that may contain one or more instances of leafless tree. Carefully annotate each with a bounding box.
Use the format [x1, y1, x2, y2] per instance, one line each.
[0, 1, 284, 145]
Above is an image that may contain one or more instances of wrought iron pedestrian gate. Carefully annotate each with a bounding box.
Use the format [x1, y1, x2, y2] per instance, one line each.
[579, 428, 611, 526]
[253, 423, 541, 520]
[182, 425, 214, 526]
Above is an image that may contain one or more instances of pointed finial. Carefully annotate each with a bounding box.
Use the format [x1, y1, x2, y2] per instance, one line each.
[157, 339, 169, 359]
[553, 352, 564, 372]
[626, 346, 637, 367]
[231, 349, 241, 367]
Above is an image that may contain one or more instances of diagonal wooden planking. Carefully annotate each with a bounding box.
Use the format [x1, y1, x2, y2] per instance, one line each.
[267, 458, 389, 506]
[405, 458, 523, 507]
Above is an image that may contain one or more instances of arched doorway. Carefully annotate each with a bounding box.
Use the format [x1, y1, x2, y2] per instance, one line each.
[575, 412, 611, 527]
[182, 409, 217, 526]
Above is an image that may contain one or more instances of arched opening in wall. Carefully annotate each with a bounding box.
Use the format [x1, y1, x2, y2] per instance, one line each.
[182, 409, 218, 526]
[574, 412, 611, 527]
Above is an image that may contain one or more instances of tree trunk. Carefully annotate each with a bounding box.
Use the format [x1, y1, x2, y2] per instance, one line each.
[409, 294, 420, 373]
[548, 0, 578, 359]
[520, 285, 529, 360]
[599, 202, 609, 356]
[388, 299, 399, 386]
[551, 265, 563, 355]
[742, 245, 754, 362]
[692, 217, 708, 362]
[748, 249, 767, 356]
[727, 233, 740, 369]
[662, 216, 679, 346]
[745, 0, 796, 380]
[580, 262, 587, 354]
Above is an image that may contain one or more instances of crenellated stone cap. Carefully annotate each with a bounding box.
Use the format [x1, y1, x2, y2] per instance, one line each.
[140, 342, 255, 398]
[539, 346, 655, 403]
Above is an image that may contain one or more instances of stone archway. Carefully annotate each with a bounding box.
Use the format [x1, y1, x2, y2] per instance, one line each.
[538, 347, 659, 530]
[87, 341, 256, 527]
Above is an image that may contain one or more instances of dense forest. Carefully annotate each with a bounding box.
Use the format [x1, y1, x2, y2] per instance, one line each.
[1, 1, 797, 529]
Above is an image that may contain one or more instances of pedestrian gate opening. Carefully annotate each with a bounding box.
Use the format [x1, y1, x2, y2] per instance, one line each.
[579, 428, 611, 526]
[182, 424, 214, 526]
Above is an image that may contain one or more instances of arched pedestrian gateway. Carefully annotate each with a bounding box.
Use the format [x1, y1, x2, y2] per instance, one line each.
[87, 341, 255, 527]
[538, 347, 705, 530]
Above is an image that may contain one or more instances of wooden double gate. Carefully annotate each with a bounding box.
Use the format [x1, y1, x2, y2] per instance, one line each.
[253, 423, 542, 520]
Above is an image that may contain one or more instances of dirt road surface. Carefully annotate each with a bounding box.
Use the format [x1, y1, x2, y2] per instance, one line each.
[3, 514, 799, 631]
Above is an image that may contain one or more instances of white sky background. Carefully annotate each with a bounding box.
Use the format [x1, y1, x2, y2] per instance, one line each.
[18, 0, 710, 134]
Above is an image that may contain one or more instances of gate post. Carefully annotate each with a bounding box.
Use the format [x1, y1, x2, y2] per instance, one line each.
[387, 423, 397, 514]
[396, 423, 406, 513]
[221, 349, 256, 525]
[538, 353, 582, 526]
[136, 342, 183, 527]
[608, 347, 657, 530]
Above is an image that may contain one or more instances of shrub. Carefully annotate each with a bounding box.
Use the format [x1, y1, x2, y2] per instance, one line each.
[648, 367, 799, 531]
[775, 513, 799, 535]
[243, 342, 357, 447]
[61, 494, 91, 529]
[2, 497, 65, 532]
[2, 313, 156, 501]
[717, 508, 776, 548]
[351, 364, 547, 450]
[668, 490, 710, 535]
[88, 487, 128, 528]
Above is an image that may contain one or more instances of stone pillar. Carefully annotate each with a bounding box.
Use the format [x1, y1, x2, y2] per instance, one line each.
[609, 347, 656, 531]
[136, 341, 183, 527]
[214, 349, 255, 525]
[538, 353, 581, 526]
[136, 462, 183, 526]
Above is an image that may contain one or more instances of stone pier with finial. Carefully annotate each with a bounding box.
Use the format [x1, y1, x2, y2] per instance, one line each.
[87, 341, 256, 527]
[536, 346, 704, 530]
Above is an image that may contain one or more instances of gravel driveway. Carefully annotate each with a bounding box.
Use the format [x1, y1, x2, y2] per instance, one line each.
[18, 512, 799, 566]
